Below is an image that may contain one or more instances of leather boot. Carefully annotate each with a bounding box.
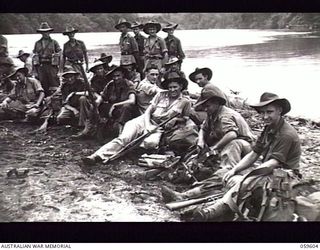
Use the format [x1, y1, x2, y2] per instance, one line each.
[72, 119, 96, 139]
[82, 155, 102, 166]
[192, 199, 233, 222]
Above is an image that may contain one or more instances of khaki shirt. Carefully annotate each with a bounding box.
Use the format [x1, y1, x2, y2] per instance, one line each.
[119, 33, 139, 55]
[165, 35, 185, 60]
[8, 77, 44, 103]
[135, 78, 161, 114]
[33, 37, 61, 61]
[63, 39, 87, 62]
[150, 91, 191, 124]
[144, 36, 168, 59]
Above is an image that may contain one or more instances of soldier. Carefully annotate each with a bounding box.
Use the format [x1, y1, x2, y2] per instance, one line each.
[0, 67, 45, 122]
[130, 21, 146, 78]
[143, 20, 168, 72]
[0, 55, 15, 102]
[81, 75, 191, 166]
[33, 22, 61, 96]
[163, 57, 186, 80]
[115, 18, 140, 68]
[56, 68, 86, 126]
[94, 53, 114, 74]
[16, 50, 33, 77]
[72, 61, 110, 139]
[61, 25, 89, 77]
[163, 22, 185, 63]
[162, 88, 255, 203]
[120, 61, 141, 86]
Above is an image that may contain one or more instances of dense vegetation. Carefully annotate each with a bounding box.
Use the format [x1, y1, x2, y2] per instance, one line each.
[1, 13, 320, 34]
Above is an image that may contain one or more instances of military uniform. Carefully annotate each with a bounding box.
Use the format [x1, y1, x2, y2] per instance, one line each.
[165, 35, 185, 60]
[33, 37, 61, 96]
[119, 33, 139, 65]
[144, 36, 168, 71]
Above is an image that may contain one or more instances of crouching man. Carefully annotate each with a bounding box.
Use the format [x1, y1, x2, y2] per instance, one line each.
[0, 67, 45, 121]
[192, 92, 301, 221]
[82, 75, 193, 166]
[162, 89, 255, 201]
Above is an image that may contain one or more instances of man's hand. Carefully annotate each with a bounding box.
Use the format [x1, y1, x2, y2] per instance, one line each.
[108, 104, 116, 117]
[0, 101, 8, 109]
[222, 169, 236, 185]
[145, 124, 158, 133]
[25, 103, 39, 109]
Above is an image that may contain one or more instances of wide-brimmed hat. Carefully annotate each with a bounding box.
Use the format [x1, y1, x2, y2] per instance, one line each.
[94, 53, 113, 64]
[7, 66, 29, 79]
[105, 65, 128, 78]
[130, 21, 144, 29]
[160, 72, 188, 90]
[62, 25, 79, 35]
[0, 56, 14, 66]
[89, 61, 107, 73]
[162, 22, 179, 32]
[249, 92, 291, 115]
[189, 67, 213, 82]
[61, 68, 80, 78]
[16, 50, 30, 58]
[0, 35, 7, 48]
[143, 20, 161, 34]
[165, 57, 182, 66]
[115, 18, 131, 30]
[37, 22, 54, 33]
[195, 89, 227, 109]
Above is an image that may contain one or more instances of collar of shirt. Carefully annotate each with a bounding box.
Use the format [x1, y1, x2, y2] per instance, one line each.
[165, 35, 175, 42]
[66, 39, 80, 46]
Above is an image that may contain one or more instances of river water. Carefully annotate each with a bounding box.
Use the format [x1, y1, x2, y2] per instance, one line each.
[5, 29, 320, 120]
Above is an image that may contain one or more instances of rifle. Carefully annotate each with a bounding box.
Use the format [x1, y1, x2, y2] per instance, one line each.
[103, 112, 180, 164]
[165, 191, 224, 211]
[78, 63, 100, 123]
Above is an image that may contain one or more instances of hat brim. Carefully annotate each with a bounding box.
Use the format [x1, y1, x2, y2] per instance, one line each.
[143, 23, 161, 34]
[62, 29, 79, 35]
[37, 28, 54, 33]
[115, 22, 131, 29]
[131, 24, 144, 29]
[89, 62, 108, 72]
[99, 55, 113, 63]
[165, 58, 182, 66]
[61, 71, 80, 77]
[195, 95, 226, 110]
[189, 68, 213, 82]
[163, 24, 179, 32]
[250, 98, 291, 115]
[160, 77, 188, 90]
[17, 53, 30, 58]
[105, 66, 128, 78]
[8, 67, 29, 78]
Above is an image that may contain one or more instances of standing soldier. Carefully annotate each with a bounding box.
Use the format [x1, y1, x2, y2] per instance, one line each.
[130, 21, 146, 78]
[61, 25, 89, 77]
[33, 22, 61, 96]
[115, 18, 140, 68]
[143, 20, 168, 73]
[163, 22, 185, 63]
[16, 50, 33, 77]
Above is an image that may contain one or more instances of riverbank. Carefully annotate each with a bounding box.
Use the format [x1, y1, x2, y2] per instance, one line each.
[0, 97, 319, 221]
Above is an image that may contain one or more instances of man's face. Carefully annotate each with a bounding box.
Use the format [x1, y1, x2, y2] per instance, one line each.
[194, 73, 208, 87]
[64, 74, 76, 84]
[15, 72, 26, 83]
[41, 32, 50, 39]
[168, 82, 182, 98]
[94, 65, 105, 76]
[148, 26, 157, 36]
[167, 29, 174, 36]
[19, 55, 28, 63]
[118, 24, 128, 33]
[258, 103, 282, 127]
[203, 98, 220, 115]
[67, 32, 75, 39]
[169, 62, 179, 72]
[123, 65, 133, 72]
[146, 69, 159, 84]
[112, 70, 124, 83]
[132, 27, 140, 35]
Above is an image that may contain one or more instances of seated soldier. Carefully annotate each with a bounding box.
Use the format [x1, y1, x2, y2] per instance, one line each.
[95, 65, 138, 134]
[0, 56, 15, 102]
[94, 53, 115, 75]
[81, 75, 192, 166]
[0, 67, 45, 121]
[191, 92, 301, 221]
[120, 61, 141, 87]
[16, 50, 33, 77]
[56, 68, 86, 126]
[72, 61, 111, 138]
[162, 89, 255, 202]
[163, 57, 186, 80]
[135, 64, 162, 115]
